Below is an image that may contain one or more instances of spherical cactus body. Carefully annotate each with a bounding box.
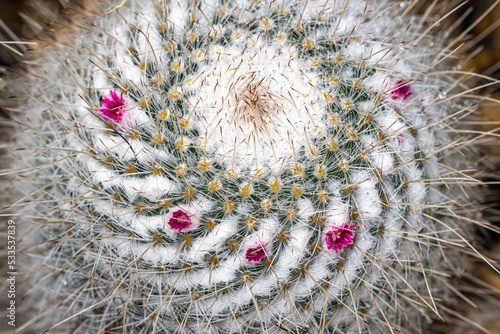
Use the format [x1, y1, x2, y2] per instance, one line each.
[6, 0, 498, 333]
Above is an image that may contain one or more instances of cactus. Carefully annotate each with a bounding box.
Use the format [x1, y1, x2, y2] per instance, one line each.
[4, 0, 500, 333]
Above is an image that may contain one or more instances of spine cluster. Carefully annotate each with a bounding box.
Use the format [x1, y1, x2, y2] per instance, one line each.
[6, 0, 495, 333]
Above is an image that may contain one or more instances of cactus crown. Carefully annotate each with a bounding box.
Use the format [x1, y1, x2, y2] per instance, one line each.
[9, 0, 492, 333]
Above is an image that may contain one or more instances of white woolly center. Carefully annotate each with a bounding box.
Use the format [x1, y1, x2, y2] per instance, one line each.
[186, 41, 326, 173]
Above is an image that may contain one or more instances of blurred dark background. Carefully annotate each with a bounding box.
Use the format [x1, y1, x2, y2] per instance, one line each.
[0, 0, 499, 333]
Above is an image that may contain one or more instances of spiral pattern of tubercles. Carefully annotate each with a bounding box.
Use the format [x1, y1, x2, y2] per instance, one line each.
[12, 0, 483, 333]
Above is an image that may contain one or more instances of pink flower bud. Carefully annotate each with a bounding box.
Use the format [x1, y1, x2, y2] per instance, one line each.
[98, 90, 127, 122]
[168, 209, 192, 232]
[245, 242, 268, 262]
[324, 224, 357, 253]
[388, 79, 412, 100]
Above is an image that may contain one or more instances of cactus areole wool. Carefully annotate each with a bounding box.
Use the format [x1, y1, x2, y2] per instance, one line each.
[10, 0, 492, 333]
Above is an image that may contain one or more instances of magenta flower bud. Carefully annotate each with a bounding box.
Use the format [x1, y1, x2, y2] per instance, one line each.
[325, 224, 357, 253]
[389, 79, 412, 100]
[245, 242, 268, 262]
[98, 90, 127, 122]
[168, 209, 192, 232]
[393, 133, 405, 146]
